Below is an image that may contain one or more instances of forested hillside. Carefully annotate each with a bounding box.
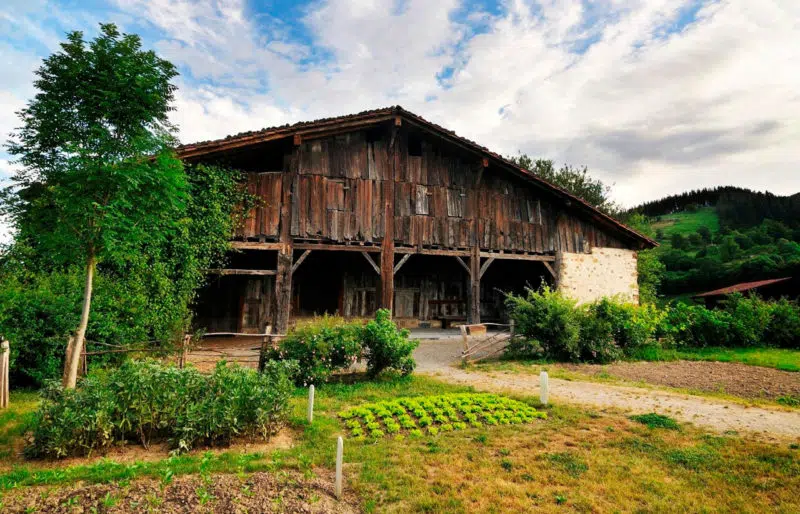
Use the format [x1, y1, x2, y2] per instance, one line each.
[628, 188, 800, 296]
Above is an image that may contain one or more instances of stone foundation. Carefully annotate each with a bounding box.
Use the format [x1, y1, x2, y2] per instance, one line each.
[556, 247, 639, 304]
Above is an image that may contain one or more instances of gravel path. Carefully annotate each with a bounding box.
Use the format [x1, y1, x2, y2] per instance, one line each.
[414, 339, 800, 442]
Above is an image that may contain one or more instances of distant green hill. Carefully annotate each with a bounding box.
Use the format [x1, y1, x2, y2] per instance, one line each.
[631, 190, 800, 297]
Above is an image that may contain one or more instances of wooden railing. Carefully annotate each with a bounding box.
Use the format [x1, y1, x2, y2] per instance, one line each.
[460, 322, 513, 364]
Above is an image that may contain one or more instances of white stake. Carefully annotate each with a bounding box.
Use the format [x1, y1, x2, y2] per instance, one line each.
[335, 436, 343, 499]
[540, 371, 549, 406]
[307, 384, 315, 423]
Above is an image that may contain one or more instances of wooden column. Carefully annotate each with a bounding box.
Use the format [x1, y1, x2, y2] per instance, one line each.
[273, 139, 300, 334]
[380, 123, 399, 313]
[469, 245, 481, 324]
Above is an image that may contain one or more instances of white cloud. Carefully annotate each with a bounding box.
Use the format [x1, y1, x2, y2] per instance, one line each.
[2, 0, 799, 209]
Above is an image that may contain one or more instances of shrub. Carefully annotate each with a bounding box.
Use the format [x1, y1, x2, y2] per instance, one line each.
[577, 311, 622, 363]
[25, 360, 295, 458]
[589, 298, 663, 355]
[265, 315, 362, 385]
[721, 294, 772, 347]
[765, 299, 800, 349]
[505, 286, 581, 361]
[362, 309, 419, 377]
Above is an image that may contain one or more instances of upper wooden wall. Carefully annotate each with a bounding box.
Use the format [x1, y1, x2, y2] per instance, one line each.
[236, 128, 627, 253]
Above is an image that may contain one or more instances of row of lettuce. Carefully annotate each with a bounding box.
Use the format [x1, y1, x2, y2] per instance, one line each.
[505, 287, 800, 363]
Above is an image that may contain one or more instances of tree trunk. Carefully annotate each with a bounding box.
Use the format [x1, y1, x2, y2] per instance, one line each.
[63, 253, 96, 389]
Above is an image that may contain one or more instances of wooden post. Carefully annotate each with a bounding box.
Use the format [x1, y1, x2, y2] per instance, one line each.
[258, 325, 273, 372]
[335, 436, 344, 499]
[380, 125, 398, 313]
[179, 334, 190, 369]
[469, 245, 481, 324]
[0, 340, 9, 409]
[273, 142, 300, 334]
[460, 325, 468, 366]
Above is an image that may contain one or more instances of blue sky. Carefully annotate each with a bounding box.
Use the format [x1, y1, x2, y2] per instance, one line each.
[1, 0, 798, 242]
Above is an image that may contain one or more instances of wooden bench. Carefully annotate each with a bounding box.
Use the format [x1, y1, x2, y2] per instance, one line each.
[428, 299, 467, 329]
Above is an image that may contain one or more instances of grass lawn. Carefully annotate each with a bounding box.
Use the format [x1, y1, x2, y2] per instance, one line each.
[652, 206, 719, 239]
[641, 346, 800, 372]
[1, 377, 799, 512]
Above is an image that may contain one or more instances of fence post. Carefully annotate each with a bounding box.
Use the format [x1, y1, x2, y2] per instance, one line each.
[539, 371, 549, 406]
[179, 334, 190, 369]
[307, 384, 315, 423]
[0, 340, 9, 409]
[258, 325, 273, 372]
[335, 436, 343, 499]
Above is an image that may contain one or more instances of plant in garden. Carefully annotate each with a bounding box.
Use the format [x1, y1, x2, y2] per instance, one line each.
[25, 359, 296, 458]
[505, 285, 581, 361]
[265, 315, 362, 385]
[338, 394, 546, 440]
[3, 24, 185, 388]
[362, 309, 419, 377]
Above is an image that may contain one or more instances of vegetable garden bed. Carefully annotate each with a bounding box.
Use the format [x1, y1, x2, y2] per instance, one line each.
[338, 393, 546, 439]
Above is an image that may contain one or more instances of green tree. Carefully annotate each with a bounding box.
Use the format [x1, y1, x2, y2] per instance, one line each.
[670, 233, 686, 250]
[687, 233, 703, 247]
[3, 24, 185, 388]
[508, 154, 620, 216]
[719, 236, 741, 262]
[697, 226, 712, 244]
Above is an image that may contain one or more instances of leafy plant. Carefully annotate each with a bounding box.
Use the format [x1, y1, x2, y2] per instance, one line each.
[338, 394, 546, 440]
[25, 360, 296, 458]
[362, 309, 419, 377]
[505, 285, 581, 361]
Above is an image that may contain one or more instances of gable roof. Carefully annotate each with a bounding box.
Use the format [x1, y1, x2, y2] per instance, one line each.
[177, 105, 657, 249]
[693, 277, 793, 298]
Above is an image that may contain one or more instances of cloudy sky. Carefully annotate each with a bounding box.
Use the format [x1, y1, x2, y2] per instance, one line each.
[1, 0, 798, 233]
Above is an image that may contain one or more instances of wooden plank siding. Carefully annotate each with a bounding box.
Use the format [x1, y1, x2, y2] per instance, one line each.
[236, 127, 627, 254]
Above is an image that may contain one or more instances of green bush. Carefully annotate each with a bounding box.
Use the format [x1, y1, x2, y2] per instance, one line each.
[362, 309, 419, 377]
[765, 298, 800, 349]
[589, 298, 663, 355]
[25, 360, 295, 458]
[266, 310, 419, 384]
[505, 286, 581, 361]
[721, 294, 772, 347]
[577, 311, 622, 363]
[265, 315, 362, 386]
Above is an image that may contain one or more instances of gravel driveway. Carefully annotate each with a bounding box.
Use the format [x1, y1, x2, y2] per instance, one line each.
[413, 338, 800, 442]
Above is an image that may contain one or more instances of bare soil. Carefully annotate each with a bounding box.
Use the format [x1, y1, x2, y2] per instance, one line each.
[559, 360, 800, 400]
[2, 470, 358, 513]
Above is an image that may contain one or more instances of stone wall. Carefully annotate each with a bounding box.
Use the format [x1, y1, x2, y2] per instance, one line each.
[556, 247, 639, 304]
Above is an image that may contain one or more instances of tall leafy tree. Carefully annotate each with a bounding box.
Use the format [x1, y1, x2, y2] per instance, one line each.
[508, 154, 620, 217]
[3, 24, 186, 388]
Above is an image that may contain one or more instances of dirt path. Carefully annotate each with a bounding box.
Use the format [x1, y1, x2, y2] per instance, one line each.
[414, 339, 800, 441]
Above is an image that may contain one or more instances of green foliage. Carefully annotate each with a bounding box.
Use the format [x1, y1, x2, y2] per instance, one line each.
[338, 394, 546, 440]
[266, 315, 362, 386]
[589, 298, 664, 354]
[25, 360, 295, 458]
[267, 310, 419, 385]
[765, 299, 800, 349]
[505, 286, 582, 361]
[0, 164, 248, 387]
[507, 155, 620, 216]
[629, 413, 680, 430]
[362, 309, 419, 377]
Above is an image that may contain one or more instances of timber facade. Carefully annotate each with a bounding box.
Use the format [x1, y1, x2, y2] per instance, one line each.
[182, 107, 656, 334]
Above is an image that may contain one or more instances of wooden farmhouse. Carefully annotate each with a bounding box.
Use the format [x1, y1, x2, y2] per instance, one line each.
[178, 106, 656, 334]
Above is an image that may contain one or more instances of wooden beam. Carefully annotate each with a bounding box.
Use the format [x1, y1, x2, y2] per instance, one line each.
[293, 133, 302, 146]
[362, 251, 381, 275]
[231, 241, 282, 251]
[208, 269, 277, 276]
[395, 247, 469, 257]
[295, 242, 381, 253]
[479, 258, 495, 280]
[394, 115, 402, 126]
[273, 146, 299, 335]
[454, 256, 470, 275]
[291, 250, 311, 275]
[393, 253, 411, 275]
[469, 245, 481, 324]
[543, 261, 556, 278]
[479, 251, 556, 262]
[380, 125, 398, 312]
